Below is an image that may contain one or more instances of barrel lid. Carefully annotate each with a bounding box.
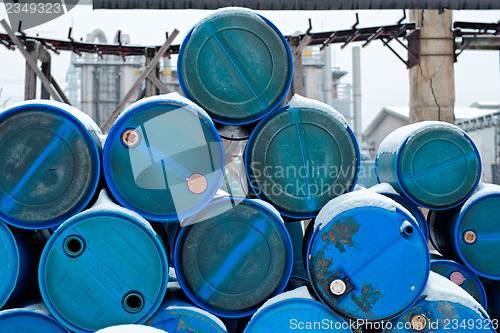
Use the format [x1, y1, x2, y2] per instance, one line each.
[383, 193, 429, 241]
[178, 8, 292, 125]
[245, 106, 359, 218]
[39, 211, 168, 333]
[396, 126, 480, 209]
[103, 99, 225, 222]
[307, 206, 429, 321]
[455, 193, 500, 279]
[0, 103, 100, 229]
[0, 222, 19, 308]
[430, 259, 487, 308]
[174, 197, 293, 318]
[0, 309, 69, 332]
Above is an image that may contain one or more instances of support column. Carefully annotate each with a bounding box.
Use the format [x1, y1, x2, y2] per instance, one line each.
[24, 40, 38, 100]
[145, 47, 160, 97]
[409, 9, 455, 124]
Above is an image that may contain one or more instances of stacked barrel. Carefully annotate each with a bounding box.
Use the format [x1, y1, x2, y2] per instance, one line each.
[0, 6, 498, 333]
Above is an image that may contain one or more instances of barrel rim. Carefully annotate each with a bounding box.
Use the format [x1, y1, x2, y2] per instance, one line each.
[0, 223, 19, 309]
[0, 309, 69, 332]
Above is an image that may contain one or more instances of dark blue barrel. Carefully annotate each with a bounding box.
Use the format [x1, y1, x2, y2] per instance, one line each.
[244, 286, 353, 332]
[370, 183, 429, 241]
[431, 259, 487, 308]
[103, 93, 225, 222]
[306, 190, 429, 321]
[0, 222, 48, 309]
[178, 7, 292, 125]
[38, 192, 169, 333]
[174, 196, 293, 317]
[376, 121, 481, 210]
[383, 272, 494, 332]
[146, 282, 227, 333]
[96, 325, 167, 333]
[428, 183, 500, 280]
[245, 95, 360, 219]
[0, 100, 101, 229]
[0, 302, 69, 332]
[480, 278, 500, 322]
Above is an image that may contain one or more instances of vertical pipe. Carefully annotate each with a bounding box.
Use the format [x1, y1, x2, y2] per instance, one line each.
[323, 45, 333, 107]
[352, 46, 362, 141]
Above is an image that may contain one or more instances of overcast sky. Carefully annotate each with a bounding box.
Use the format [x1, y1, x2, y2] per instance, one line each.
[0, 4, 499, 129]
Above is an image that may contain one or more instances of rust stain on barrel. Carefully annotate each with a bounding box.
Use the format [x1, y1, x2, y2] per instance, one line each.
[321, 216, 360, 253]
[351, 285, 382, 317]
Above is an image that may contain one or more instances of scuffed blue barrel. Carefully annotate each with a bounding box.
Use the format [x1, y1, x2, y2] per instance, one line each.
[103, 93, 225, 222]
[245, 95, 360, 218]
[428, 183, 500, 279]
[431, 259, 487, 308]
[38, 191, 169, 333]
[146, 282, 227, 333]
[383, 272, 495, 332]
[96, 325, 167, 332]
[244, 286, 353, 332]
[174, 196, 293, 317]
[306, 190, 429, 321]
[0, 222, 48, 309]
[370, 183, 429, 241]
[376, 121, 481, 209]
[0, 302, 69, 332]
[178, 7, 292, 125]
[0, 100, 101, 229]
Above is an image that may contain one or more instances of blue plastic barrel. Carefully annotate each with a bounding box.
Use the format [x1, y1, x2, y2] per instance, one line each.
[428, 183, 500, 280]
[146, 282, 227, 333]
[103, 93, 225, 222]
[0, 222, 49, 309]
[244, 286, 353, 332]
[431, 259, 487, 308]
[480, 278, 500, 322]
[306, 190, 429, 321]
[383, 272, 495, 332]
[245, 95, 360, 219]
[178, 7, 292, 125]
[370, 183, 429, 241]
[0, 302, 69, 332]
[376, 121, 481, 210]
[0, 100, 101, 229]
[174, 196, 293, 318]
[38, 191, 169, 333]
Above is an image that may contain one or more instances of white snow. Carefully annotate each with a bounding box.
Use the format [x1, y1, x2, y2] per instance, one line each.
[19, 302, 51, 315]
[460, 182, 500, 214]
[192, 7, 262, 33]
[164, 305, 227, 331]
[95, 325, 167, 333]
[369, 183, 399, 195]
[252, 199, 285, 225]
[288, 94, 349, 129]
[252, 286, 315, 318]
[423, 272, 486, 317]
[378, 121, 466, 155]
[314, 189, 413, 230]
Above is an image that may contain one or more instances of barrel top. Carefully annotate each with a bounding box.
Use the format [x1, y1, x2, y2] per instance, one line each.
[0, 309, 69, 333]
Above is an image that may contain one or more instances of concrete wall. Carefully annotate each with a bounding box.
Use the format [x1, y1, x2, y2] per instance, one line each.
[366, 114, 409, 158]
[467, 127, 496, 183]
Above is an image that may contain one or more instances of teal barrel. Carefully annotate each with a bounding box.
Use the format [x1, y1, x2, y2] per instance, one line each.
[243, 286, 353, 333]
[103, 93, 225, 222]
[383, 272, 495, 332]
[428, 183, 500, 280]
[146, 282, 228, 333]
[0, 302, 69, 332]
[96, 325, 166, 332]
[174, 196, 293, 318]
[0, 223, 49, 309]
[38, 191, 169, 333]
[376, 121, 481, 210]
[431, 259, 487, 308]
[370, 183, 429, 241]
[306, 190, 429, 321]
[178, 7, 292, 125]
[245, 95, 360, 219]
[0, 100, 101, 229]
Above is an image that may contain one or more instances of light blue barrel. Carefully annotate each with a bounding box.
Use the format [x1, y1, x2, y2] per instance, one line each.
[428, 183, 500, 280]
[174, 196, 293, 318]
[146, 282, 227, 333]
[0, 100, 101, 229]
[103, 93, 225, 222]
[0, 301, 69, 332]
[0, 222, 49, 309]
[383, 272, 495, 332]
[244, 286, 353, 332]
[376, 121, 481, 210]
[306, 190, 429, 321]
[245, 95, 360, 218]
[178, 7, 292, 125]
[38, 192, 169, 333]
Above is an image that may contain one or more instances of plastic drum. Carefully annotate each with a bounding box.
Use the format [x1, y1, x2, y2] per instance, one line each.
[0, 303, 69, 333]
